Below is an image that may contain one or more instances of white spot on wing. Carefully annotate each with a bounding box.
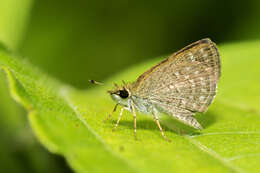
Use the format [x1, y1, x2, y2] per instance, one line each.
[189, 53, 195, 62]
[175, 72, 180, 78]
[199, 96, 205, 101]
[201, 88, 207, 92]
[181, 100, 187, 104]
[203, 53, 208, 58]
[185, 67, 191, 71]
[194, 71, 199, 75]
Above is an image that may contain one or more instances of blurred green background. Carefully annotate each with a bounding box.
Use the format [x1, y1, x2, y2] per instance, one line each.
[0, 0, 260, 172]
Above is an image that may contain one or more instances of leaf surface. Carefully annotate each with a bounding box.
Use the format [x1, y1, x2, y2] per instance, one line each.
[0, 41, 260, 173]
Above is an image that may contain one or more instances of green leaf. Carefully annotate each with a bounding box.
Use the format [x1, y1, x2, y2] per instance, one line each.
[0, 40, 260, 173]
[0, 0, 33, 49]
[0, 1, 71, 172]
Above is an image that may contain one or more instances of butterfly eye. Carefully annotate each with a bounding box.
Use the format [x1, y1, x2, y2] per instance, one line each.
[119, 89, 129, 99]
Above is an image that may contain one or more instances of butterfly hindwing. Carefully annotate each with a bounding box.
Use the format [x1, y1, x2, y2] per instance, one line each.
[133, 38, 220, 117]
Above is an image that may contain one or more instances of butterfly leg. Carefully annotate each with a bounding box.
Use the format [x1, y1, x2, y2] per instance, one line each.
[112, 107, 125, 131]
[130, 100, 138, 140]
[104, 103, 119, 122]
[152, 112, 171, 142]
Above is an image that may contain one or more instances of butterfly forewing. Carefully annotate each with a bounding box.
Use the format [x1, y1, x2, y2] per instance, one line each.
[132, 38, 220, 117]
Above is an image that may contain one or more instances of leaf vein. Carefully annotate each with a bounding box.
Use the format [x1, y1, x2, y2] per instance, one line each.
[190, 131, 260, 138]
[185, 136, 246, 173]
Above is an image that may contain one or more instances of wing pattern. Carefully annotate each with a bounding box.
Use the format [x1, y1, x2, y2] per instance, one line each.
[131, 39, 220, 128]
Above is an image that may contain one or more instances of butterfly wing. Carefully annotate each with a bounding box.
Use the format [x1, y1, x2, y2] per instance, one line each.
[132, 38, 220, 128]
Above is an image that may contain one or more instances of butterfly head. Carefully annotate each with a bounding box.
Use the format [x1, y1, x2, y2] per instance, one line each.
[108, 83, 132, 107]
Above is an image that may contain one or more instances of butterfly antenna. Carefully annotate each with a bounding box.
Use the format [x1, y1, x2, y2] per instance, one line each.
[89, 79, 104, 85]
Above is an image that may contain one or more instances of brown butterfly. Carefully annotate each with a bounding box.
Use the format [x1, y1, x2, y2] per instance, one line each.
[107, 38, 221, 141]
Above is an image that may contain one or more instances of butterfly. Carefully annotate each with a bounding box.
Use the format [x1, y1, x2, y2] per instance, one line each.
[107, 38, 221, 141]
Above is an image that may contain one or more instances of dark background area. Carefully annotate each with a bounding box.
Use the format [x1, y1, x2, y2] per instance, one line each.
[0, 0, 260, 172]
[19, 0, 260, 88]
